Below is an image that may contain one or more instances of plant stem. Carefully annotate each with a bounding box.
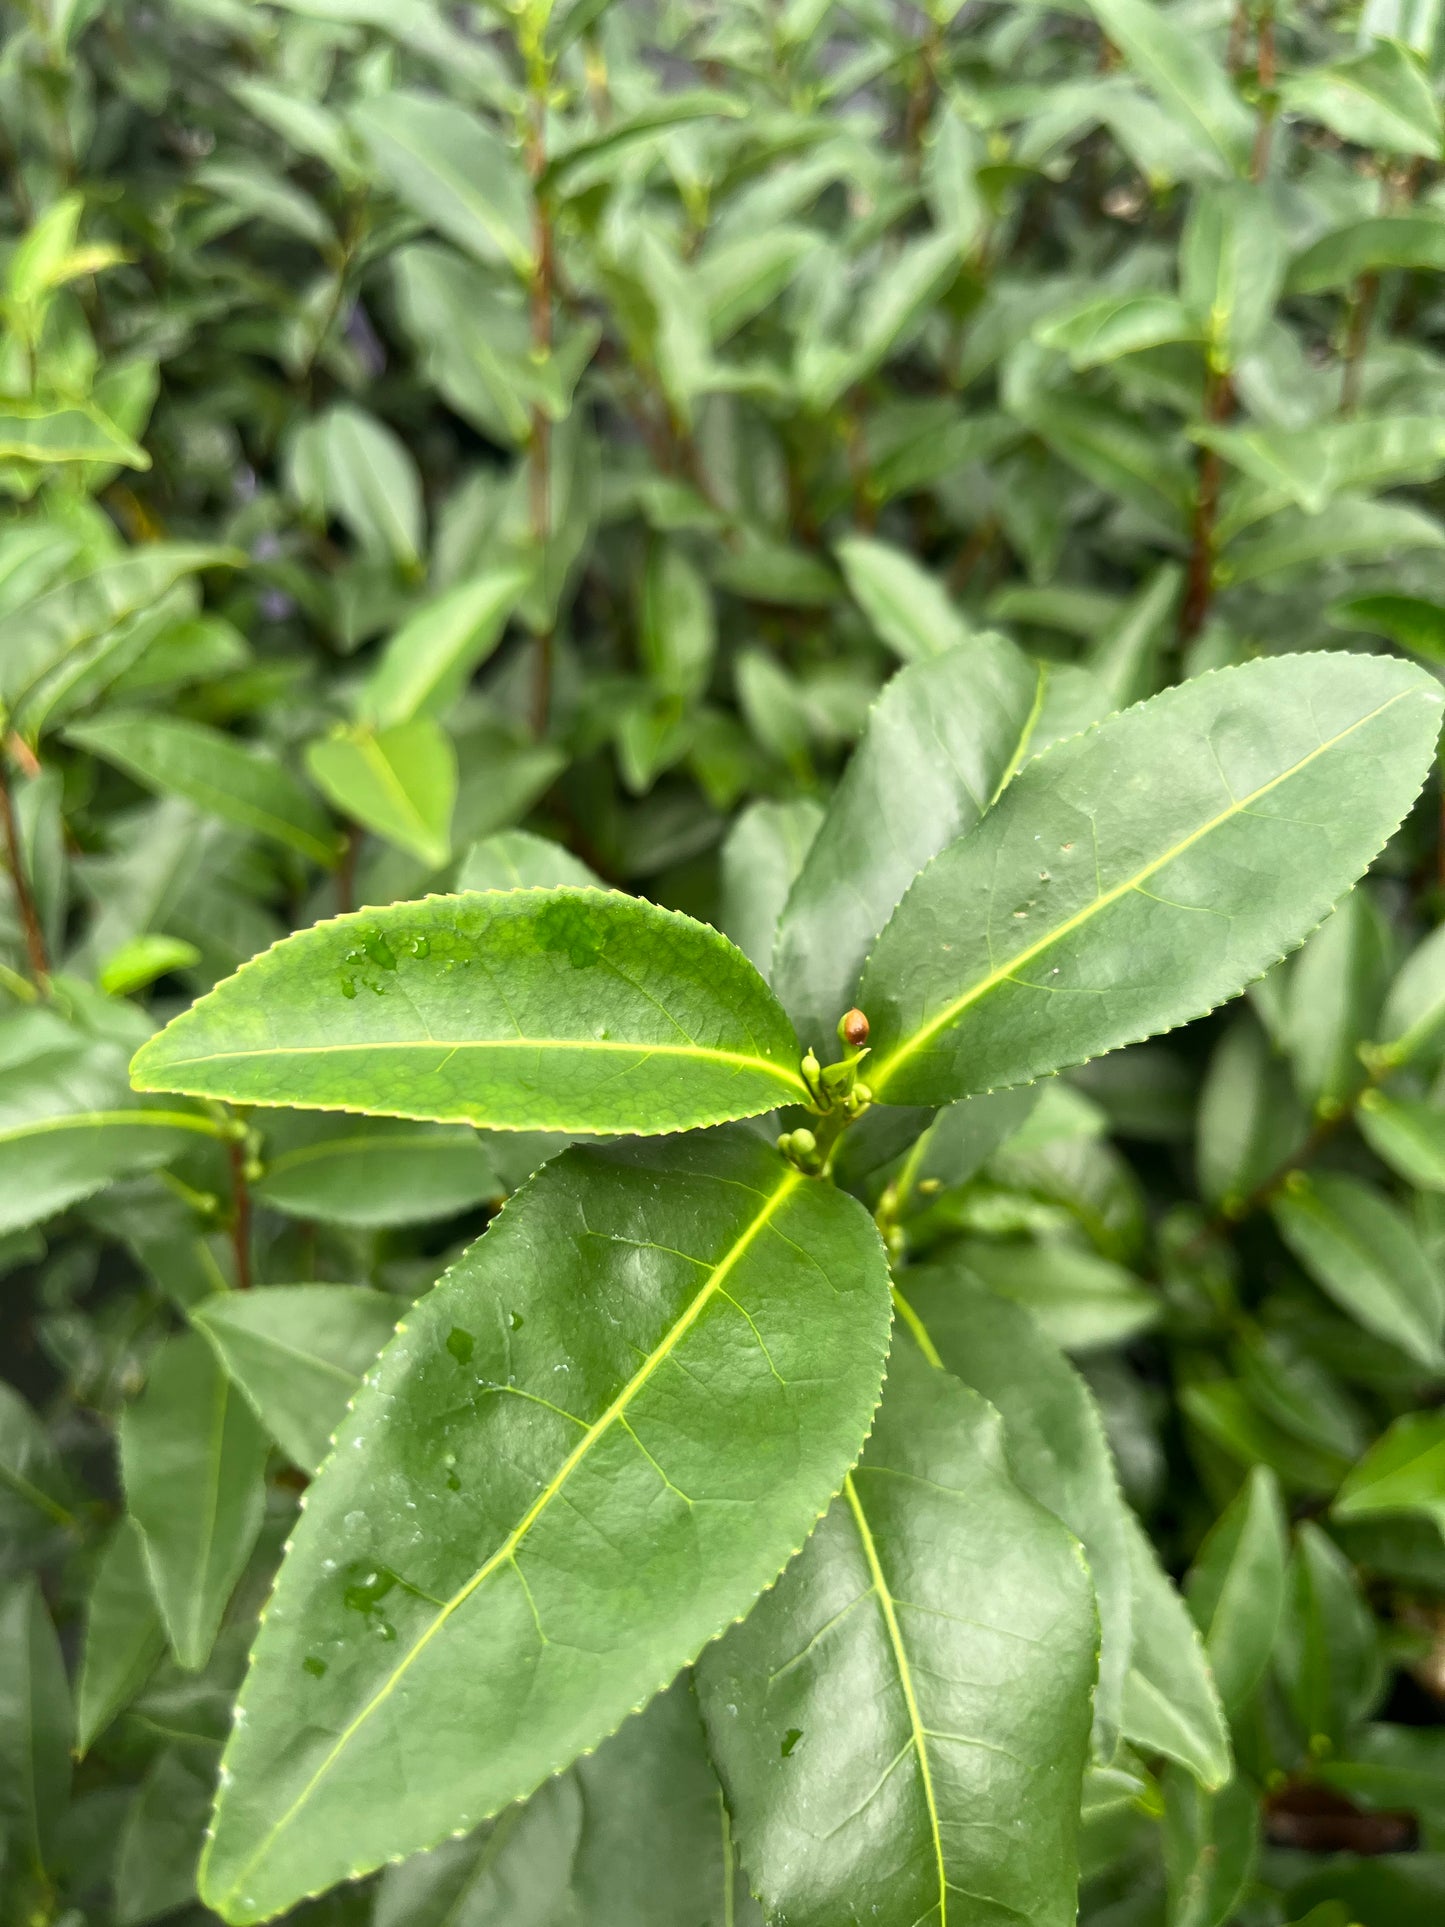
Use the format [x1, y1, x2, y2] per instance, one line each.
[1249, 0, 1276, 181]
[226, 1132, 253, 1290]
[1340, 272, 1377, 418]
[524, 25, 555, 740]
[0, 748, 49, 989]
[1180, 367, 1234, 644]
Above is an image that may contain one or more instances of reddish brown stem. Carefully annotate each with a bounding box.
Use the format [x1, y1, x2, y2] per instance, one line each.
[0, 752, 49, 988]
[1340, 272, 1379, 418]
[1250, 4, 1276, 180]
[1180, 369, 1235, 644]
[226, 1136, 253, 1291]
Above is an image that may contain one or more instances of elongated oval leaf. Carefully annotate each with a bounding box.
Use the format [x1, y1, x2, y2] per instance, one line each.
[305, 718, 457, 869]
[862, 655, 1442, 1107]
[68, 712, 340, 866]
[253, 1113, 500, 1227]
[193, 1285, 400, 1473]
[773, 639, 1105, 1051]
[1272, 1172, 1445, 1369]
[699, 1349, 1096, 1927]
[352, 91, 534, 278]
[77, 1519, 166, 1753]
[118, 1332, 270, 1671]
[199, 1130, 891, 1920]
[454, 829, 602, 894]
[360, 566, 532, 727]
[131, 890, 807, 1133]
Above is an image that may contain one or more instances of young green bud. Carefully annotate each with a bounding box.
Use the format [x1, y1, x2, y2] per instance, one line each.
[790, 1127, 818, 1160]
[838, 1007, 870, 1049]
[800, 1048, 822, 1098]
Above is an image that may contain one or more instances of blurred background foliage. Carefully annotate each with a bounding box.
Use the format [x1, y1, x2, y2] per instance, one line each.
[8, 0, 1445, 1921]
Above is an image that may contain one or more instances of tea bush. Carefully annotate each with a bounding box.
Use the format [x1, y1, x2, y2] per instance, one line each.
[7, 2, 1445, 1924]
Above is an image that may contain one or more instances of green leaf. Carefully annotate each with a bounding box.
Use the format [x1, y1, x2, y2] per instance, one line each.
[0, 545, 240, 725]
[1120, 1512, 1232, 1788]
[0, 1575, 73, 1894]
[1377, 923, 1445, 1064]
[131, 890, 807, 1134]
[76, 1518, 167, 1754]
[0, 1381, 71, 1542]
[360, 567, 533, 727]
[640, 544, 715, 702]
[1185, 1466, 1288, 1715]
[352, 91, 534, 279]
[198, 1130, 891, 1920]
[375, 1679, 761, 1927]
[68, 712, 340, 867]
[1084, 0, 1254, 175]
[1163, 1770, 1259, 1927]
[0, 1049, 220, 1236]
[698, 1349, 1097, 1927]
[1035, 291, 1199, 369]
[775, 640, 1104, 1055]
[306, 719, 457, 869]
[893, 1272, 1135, 1747]
[1334, 1409, 1445, 1536]
[1204, 416, 1445, 516]
[860, 655, 1442, 1107]
[1222, 498, 1445, 585]
[99, 933, 203, 999]
[454, 830, 602, 894]
[254, 1113, 500, 1227]
[118, 1332, 270, 1671]
[1287, 212, 1445, 293]
[954, 1239, 1160, 1352]
[1358, 1091, 1445, 1189]
[313, 405, 425, 568]
[1273, 1173, 1445, 1369]
[1281, 890, 1392, 1110]
[0, 395, 149, 469]
[1281, 43, 1443, 160]
[1277, 1523, 1384, 1750]
[1197, 1015, 1305, 1211]
[1330, 592, 1445, 664]
[718, 799, 824, 980]
[834, 536, 972, 661]
[1011, 389, 1192, 524]
[1088, 562, 1182, 708]
[193, 1285, 400, 1474]
[1180, 184, 1285, 367]
[114, 1745, 215, 1926]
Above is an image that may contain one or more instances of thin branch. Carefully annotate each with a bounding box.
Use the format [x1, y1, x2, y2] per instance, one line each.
[0, 749, 49, 989]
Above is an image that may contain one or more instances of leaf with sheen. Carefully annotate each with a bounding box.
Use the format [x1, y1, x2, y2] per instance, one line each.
[118, 1332, 271, 1671]
[0, 1576, 73, 1894]
[254, 1112, 500, 1227]
[1331, 593, 1445, 665]
[698, 1348, 1097, 1927]
[1358, 1093, 1445, 1190]
[834, 537, 972, 660]
[1287, 212, 1445, 292]
[77, 1518, 167, 1753]
[1119, 1513, 1231, 1788]
[68, 712, 341, 866]
[455, 830, 602, 894]
[1272, 1173, 1445, 1369]
[352, 91, 534, 278]
[199, 1130, 890, 1921]
[718, 798, 824, 981]
[1334, 1411, 1445, 1535]
[306, 719, 456, 869]
[1185, 1466, 1288, 1716]
[360, 567, 532, 727]
[1084, 0, 1254, 174]
[774, 639, 1105, 1052]
[131, 890, 807, 1134]
[193, 1286, 400, 1473]
[0, 395, 149, 470]
[861, 655, 1442, 1107]
[892, 1271, 1134, 1747]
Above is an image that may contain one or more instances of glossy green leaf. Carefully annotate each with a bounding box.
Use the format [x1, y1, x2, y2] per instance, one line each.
[0, 1576, 73, 1896]
[1185, 1466, 1288, 1715]
[68, 712, 341, 866]
[775, 640, 1104, 1054]
[1036, 292, 1199, 370]
[1358, 1091, 1445, 1189]
[1223, 499, 1445, 584]
[718, 798, 824, 980]
[1204, 417, 1445, 516]
[0, 395, 149, 469]
[352, 90, 534, 278]
[1377, 922, 1445, 1064]
[1120, 1513, 1231, 1788]
[1330, 592, 1445, 664]
[313, 405, 424, 568]
[1281, 43, 1443, 159]
[0, 545, 239, 723]
[375, 1679, 761, 1927]
[640, 544, 715, 701]
[953, 1239, 1160, 1351]
[1277, 1524, 1384, 1751]
[306, 719, 457, 869]
[1334, 1410, 1445, 1535]
[1287, 212, 1445, 293]
[1273, 1173, 1445, 1369]
[0, 1048, 220, 1236]
[1084, 0, 1254, 174]
[454, 830, 602, 894]
[699, 1348, 1097, 1927]
[118, 1332, 271, 1671]
[193, 1286, 400, 1473]
[1197, 1014, 1306, 1211]
[0, 1381, 71, 1544]
[114, 1745, 215, 1926]
[254, 1112, 500, 1227]
[199, 1130, 890, 1920]
[360, 567, 533, 727]
[1281, 890, 1392, 1109]
[1163, 1770, 1258, 1927]
[893, 1270, 1135, 1746]
[131, 890, 807, 1133]
[834, 537, 971, 661]
[1181, 184, 1285, 367]
[861, 655, 1442, 1107]
[76, 1518, 167, 1753]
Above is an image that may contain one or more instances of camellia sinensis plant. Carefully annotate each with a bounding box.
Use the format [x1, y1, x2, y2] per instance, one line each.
[128, 647, 1443, 1922]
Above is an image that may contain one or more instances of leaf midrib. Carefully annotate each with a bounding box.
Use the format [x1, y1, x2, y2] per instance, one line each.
[210, 1164, 804, 1906]
[0, 1108, 221, 1147]
[843, 1471, 947, 1925]
[871, 688, 1411, 1095]
[142, 1035, 806, 1093]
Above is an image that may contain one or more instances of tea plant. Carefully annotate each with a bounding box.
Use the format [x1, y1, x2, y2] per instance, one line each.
[9, 0, 1445, 1924]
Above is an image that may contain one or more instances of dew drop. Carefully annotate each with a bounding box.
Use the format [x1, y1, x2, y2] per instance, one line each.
[446, 1327, 475, 1365]
[781, 1727, 804, 1758]
[338, 975, 358, 1000]
[303, 1655, 328, 1679]
[508, 1310, 524, 1331]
